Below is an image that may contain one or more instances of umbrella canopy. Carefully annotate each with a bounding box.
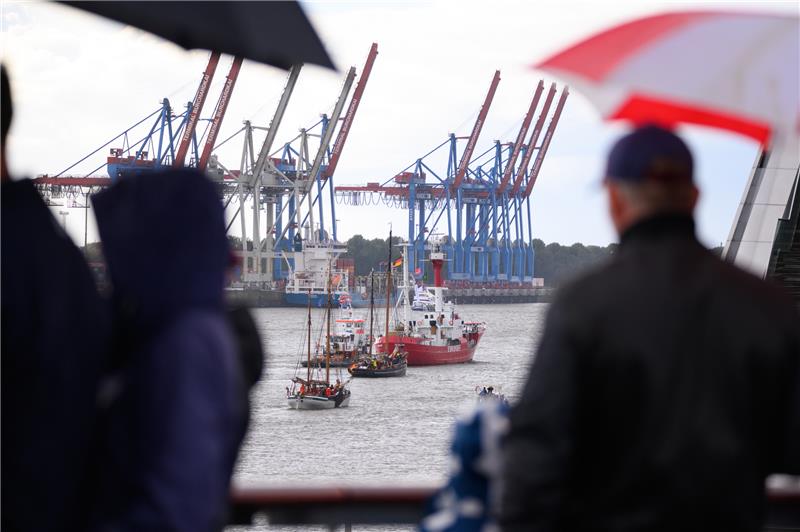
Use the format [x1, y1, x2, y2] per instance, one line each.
[60, 0, 335, 71]
[535, 11, 799, 145]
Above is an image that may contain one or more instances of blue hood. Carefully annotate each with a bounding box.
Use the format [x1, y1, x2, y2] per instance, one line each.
[93, 169, 229, 327]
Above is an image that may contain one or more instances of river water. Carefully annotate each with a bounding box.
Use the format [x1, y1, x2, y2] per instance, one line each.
[231, 303, 549, 530]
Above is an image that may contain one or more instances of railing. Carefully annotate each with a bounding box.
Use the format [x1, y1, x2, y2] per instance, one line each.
[229, 484, 432, 530]
[767, 170, 800, 280]
[228, 483, 800, 530]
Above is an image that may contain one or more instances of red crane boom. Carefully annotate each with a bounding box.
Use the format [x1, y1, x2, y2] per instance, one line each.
[452, 70, 501, 189]
[497, 80, 544, 194]
[523, 86, 569, 198]
[198, 57, 244, 171]
[323, 43, 379, 179]
[510, 82, 556, 195]
[173, 52, 221, 167]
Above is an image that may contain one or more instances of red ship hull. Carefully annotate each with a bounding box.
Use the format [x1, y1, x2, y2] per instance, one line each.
[374, 331, 483, 366]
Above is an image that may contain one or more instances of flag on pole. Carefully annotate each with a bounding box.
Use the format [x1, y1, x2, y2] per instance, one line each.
[392, 257, 403, 268]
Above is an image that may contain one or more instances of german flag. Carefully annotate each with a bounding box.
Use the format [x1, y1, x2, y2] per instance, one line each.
[392, 257, 403, 268]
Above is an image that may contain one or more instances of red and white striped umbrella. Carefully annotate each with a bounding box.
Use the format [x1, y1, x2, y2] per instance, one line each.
[535, 11, 799, 145]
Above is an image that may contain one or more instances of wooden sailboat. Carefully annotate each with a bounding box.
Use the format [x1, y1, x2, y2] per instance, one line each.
[286, 276, 352, 409]
[349, 234, 407, 378]
[300, 296, 368, 368]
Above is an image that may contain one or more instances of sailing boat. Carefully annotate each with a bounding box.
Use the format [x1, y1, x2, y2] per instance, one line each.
[348, 267, 407, 378]
[373, 240, 485, 365]
[286, 276, 352, 409]
[300, 293, 368, 368]
[349, 234, 407, 378]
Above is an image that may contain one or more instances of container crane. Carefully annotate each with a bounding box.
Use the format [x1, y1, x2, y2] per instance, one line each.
[496, 80, 544, 195]
[223, 43, 379, 284]
[173, 52, 221, 167]
[452, 71, 501, 189]
[198, 57, 244, 171]
[323, 43, 379, 181]
[335, 77, 569, 288]
[240, 64, 303, 282]
[523, 86, 569, 198]
[511, 83, 556, 195]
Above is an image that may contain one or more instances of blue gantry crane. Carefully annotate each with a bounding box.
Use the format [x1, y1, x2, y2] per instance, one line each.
[336, 73, 568, 287]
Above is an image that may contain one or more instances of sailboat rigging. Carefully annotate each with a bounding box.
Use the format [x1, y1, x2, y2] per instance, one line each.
[287, 269, 352, 409]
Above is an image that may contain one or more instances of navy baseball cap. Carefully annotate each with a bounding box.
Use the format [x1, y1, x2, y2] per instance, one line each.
[604, 125, 694, 184]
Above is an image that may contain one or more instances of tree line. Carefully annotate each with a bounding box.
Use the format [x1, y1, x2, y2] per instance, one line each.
[80, 235, 723, 288]
[342, 235, 619, 286]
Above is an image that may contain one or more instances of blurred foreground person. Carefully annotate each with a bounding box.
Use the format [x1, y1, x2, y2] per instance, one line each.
[1, 65, 111, 531]
[91, 169, 247, 532]
[500, 125, 800, 532]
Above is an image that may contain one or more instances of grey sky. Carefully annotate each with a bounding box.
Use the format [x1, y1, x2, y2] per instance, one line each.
[2, 0, 792, 248]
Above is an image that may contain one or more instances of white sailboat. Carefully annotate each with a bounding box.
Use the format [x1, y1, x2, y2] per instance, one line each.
[286, 272, 352, 410]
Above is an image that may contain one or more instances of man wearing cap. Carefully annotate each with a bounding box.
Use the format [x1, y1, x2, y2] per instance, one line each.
[499, 125, 799, 532]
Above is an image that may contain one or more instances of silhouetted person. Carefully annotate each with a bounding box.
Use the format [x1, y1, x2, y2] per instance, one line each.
[90, 169, 247, 532]
[500, 125, 800, 532]
[1, 65, 111, 531]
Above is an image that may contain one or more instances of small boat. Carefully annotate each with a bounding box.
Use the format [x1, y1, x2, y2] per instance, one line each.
[350, 246, 409, 378]
[476, 385, 509, 406]
[286, 271, 352, 410]
[287, 378, 351, 409]
[300, 295, 369, 368]
[349, 344, 407, 378]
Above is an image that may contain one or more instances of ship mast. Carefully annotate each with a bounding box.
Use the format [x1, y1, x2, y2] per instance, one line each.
[306, 289, 312, 385]
[368, 270, 375, 356]
[401, 244, 410, 328]
[326, 262, 332, 385]
[384, 229, 393, 347]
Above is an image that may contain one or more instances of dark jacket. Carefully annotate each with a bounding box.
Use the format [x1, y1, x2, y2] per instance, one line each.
[500, 214, 800, 532]
[1, 179, 111, 532]
[91, 169, 246, 532]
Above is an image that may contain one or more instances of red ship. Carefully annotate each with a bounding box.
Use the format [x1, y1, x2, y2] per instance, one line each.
[374, 243, 485, 365]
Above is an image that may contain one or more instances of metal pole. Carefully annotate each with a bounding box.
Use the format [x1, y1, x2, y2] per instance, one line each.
[83, 192, 89, 250]
[326, 262, 332, 385]
[384, 229, 392, 345]
[368, 271, 375, 356]
[307, 289, 312, 385]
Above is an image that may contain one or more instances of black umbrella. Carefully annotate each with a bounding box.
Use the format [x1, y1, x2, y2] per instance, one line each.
[59, 0, 335, 71]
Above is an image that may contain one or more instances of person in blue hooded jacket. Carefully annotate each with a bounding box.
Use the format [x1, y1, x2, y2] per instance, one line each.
[1, 64, 112, 532]
[91, 168, 247, 532]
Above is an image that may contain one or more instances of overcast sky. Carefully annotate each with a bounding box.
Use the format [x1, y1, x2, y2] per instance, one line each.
[2, 0, 794, 248]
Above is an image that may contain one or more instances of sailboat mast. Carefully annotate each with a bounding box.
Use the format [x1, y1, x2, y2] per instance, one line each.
[368, 271, 375, 356]
[326, 262, 332, 385]
[384, 230, 392, 346]
[306, 289, 312, 385]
